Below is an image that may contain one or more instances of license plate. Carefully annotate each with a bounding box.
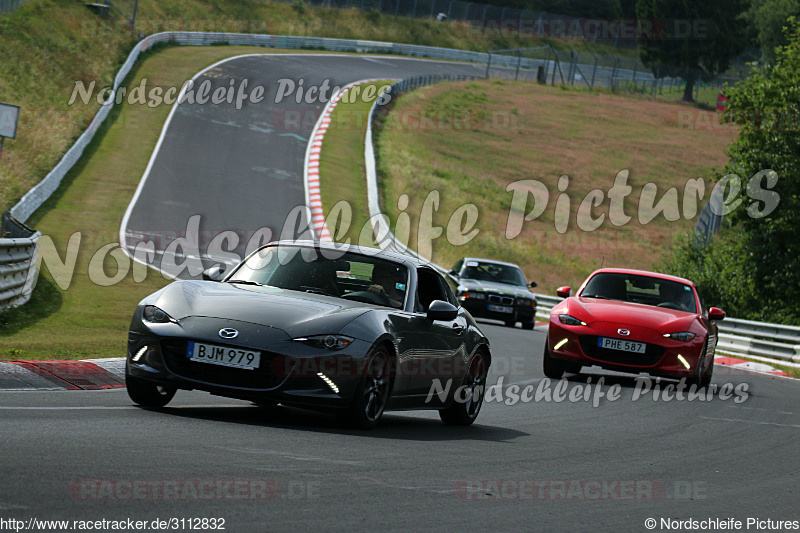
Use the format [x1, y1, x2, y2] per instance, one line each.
[187, 342, 260, 370]
[488, 304, 513, 314]
[598, 337, 646, 353]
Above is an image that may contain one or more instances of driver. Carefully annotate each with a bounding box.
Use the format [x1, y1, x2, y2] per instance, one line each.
[659, 283, 691, 311]
[368, 263, 406, 308]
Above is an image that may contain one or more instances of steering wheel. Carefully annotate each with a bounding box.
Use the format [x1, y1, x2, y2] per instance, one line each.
[341, 290, 389, 305]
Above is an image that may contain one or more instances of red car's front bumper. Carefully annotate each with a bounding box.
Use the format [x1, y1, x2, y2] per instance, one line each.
[547, 318, 706, 379]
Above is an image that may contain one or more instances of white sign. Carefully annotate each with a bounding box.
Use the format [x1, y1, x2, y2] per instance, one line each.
[0, 102, 20, 139]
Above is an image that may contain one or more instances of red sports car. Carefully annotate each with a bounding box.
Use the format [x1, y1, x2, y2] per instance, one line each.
[544, 268, 725, 387]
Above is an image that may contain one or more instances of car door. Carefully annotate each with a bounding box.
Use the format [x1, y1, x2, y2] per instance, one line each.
[400, 268, 467, 399]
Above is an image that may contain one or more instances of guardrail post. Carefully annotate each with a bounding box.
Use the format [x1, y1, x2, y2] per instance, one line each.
[514, 49, 521, 81]
[591, 53, 597, 89]
[485, 50, 492, 79]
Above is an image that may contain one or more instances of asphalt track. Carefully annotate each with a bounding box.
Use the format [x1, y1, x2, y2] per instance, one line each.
[4, 54, 799, 530]
[1, 322, 799, 530]
[121, 55, 484, 278]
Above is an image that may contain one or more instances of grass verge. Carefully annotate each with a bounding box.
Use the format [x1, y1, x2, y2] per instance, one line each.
[318, 82, 394, 246]
[375, 78, 737, 292]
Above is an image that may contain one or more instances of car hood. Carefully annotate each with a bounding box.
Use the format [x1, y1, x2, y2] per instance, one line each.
[458, 279, 534, 298]
[563, 297, 697, 333]
[154, 280, 371, 336]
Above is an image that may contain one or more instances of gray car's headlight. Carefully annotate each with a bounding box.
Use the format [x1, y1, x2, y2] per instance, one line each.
[293, 335, 354, 350]
[143, 305, 177, 324]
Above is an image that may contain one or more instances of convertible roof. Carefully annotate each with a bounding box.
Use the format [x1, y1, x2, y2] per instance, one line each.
[265, 240, 439, 269]
[588, 268, 695, 287]
[459, 257, 523, 269]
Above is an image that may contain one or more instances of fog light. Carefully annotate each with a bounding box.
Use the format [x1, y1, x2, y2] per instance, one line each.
[317, 372, 340, 394]
[132, 346, 147, 362]
[554, 338, 568, 351]
[677, 354, 691, 370]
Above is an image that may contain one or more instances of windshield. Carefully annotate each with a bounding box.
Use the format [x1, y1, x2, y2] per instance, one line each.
[579, 273, 697, 313]
[460, 261, 527, 286]
[228, 246, 409, 309]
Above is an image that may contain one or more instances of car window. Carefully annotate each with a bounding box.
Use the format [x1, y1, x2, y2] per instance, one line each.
[580, 273, 696, 313]
[461, 261, 527, 286]
[228, 246, 408, 309]
[416, 268, 450, 312]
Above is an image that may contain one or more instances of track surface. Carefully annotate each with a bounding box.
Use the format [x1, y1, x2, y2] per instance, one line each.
[122, 55, 482, 277]
[3, 55, 798, 530]
[1, 323, 799, 530]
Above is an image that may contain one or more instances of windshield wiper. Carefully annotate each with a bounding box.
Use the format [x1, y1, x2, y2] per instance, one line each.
[228, 280, 264, 287]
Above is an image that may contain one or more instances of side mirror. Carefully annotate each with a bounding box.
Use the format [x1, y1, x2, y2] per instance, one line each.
[449, 269, 459, 278]
[708, 307, 726, 321]
[529, 281, 538, 288]
[556, 286, 571, 298]
[427, 300, 458, 322]
[202, 264, 226, 281]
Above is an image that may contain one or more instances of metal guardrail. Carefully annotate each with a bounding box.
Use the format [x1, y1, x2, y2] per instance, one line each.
[0, 0, 29, 15]
[0, 214, 40, 310]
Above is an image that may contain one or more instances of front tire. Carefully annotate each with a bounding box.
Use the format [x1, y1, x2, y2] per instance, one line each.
[687, 341, 713, 389]
[521, 319, 535, 330]
[542, 342, 565, 379]
[345, 347, 392, 429]
[126, 374, 176, 408]
[439, 351, 488, 426]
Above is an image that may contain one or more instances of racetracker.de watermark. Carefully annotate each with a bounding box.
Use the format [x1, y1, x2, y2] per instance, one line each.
[67, 479, 320, 501]
[455, 479, 707, 501]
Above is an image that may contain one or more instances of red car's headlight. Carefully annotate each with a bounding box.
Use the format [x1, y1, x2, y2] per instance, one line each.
[558, 314, 587, 326]
[662, 332, 696, 342]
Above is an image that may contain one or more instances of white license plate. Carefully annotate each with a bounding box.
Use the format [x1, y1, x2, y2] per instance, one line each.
[598, 337, 646, 353]
[488, 304, 513, 314]
[187, 342, 260, 370]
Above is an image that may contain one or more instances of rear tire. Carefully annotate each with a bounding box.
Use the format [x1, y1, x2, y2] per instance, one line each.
[345, 347, 391, 429]
[542, 342, 565, 379]
[504, 319, 516, 328]
[439, 351, 488, 426]
[126, 374, 176, 408]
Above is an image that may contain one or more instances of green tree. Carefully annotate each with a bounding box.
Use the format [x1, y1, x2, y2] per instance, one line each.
[636, 0, 749, 101]
[664, 20, 800, 324]
[743, 0, 800, 63]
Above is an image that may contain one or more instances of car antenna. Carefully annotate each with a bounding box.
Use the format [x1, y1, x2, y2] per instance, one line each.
[599, 255, 605, 268]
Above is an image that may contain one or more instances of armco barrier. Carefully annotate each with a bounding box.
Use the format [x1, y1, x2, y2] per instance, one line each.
[0, 215, 40, 310]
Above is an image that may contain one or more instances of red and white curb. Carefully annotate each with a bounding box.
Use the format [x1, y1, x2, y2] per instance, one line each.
[0, 359, 125, 390]
[714, 355, 789, 377]
[304, 79, 382, 241]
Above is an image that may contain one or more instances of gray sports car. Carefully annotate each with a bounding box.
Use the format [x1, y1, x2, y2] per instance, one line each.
[126, 241, 491, 428]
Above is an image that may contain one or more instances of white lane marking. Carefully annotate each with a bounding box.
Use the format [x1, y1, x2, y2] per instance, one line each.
[211, 446, 365, 466]
[700, 416, 800, 429]
[0, 502, 29, 510]
[728, 405, 794, 415]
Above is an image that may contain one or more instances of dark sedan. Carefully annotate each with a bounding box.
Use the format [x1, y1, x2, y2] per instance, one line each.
[126, 241, 491, 428]
[448, 258, 538, 329]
